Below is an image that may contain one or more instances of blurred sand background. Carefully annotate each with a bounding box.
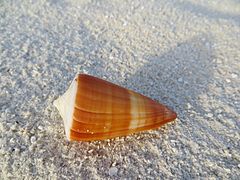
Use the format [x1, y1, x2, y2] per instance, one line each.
[0, 0, 239, 179]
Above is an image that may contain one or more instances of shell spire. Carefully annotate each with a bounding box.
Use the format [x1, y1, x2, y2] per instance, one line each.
[54, 74, 177, 141]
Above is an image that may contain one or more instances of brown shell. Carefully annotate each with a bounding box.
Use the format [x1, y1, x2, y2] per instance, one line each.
[54, 74, 177, 141]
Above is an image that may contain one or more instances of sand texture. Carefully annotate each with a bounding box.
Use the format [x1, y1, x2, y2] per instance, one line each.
[0, 0, 240, 179]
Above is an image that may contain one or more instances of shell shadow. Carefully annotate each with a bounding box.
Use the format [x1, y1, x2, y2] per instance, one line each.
[124, 34, 217, 144]
[125, 34, 225, 138]
[126, 35, 214, 113]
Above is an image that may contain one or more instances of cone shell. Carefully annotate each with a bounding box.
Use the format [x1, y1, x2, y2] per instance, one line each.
[54, 74, 177, 141]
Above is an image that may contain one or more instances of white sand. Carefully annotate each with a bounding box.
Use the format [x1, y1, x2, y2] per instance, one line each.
[0, 0, 239, 179]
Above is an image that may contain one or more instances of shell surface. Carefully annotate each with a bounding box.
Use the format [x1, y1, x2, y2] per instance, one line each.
[54, 74, 177, 141]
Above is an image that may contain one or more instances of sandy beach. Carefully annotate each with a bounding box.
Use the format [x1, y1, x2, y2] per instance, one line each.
[0, 0, 239, 179]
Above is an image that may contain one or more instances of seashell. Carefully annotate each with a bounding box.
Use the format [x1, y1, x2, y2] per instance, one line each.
[54, 74, 177, 141]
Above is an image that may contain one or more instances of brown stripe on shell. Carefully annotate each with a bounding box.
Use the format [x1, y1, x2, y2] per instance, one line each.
[70, 115, 175, 141]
